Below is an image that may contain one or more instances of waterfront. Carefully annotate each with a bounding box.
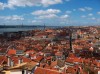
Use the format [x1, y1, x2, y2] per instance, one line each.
[0, 26, 61, 34]
[0, 27, 40, 34]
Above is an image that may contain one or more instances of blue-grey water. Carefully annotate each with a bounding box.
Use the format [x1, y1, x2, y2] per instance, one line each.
[0, 27, 42, 34]
[0, 26, 59, 34]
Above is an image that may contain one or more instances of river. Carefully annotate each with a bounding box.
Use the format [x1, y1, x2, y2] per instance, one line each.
[0, 26, 60, 34]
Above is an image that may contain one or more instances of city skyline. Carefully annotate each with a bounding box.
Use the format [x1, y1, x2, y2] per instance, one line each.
[0, 0, 100, 26]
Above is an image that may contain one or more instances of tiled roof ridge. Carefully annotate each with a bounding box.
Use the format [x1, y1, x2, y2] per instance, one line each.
[37, 67, 62, 73]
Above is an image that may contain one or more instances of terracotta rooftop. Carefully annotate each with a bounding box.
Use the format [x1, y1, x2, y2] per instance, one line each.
[65, 67, 77, 74]
[0, 56, 6, 65]
[34, 67, 62, 74]
[8, 49, 16, 55]
[33, 55, 43, 62]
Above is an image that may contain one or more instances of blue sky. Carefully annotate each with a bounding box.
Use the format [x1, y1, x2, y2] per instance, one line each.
[0, 0, 100, 26]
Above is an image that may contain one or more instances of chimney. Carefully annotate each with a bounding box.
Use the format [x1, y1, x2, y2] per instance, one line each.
[64, 68, 66, 74]
[47, 60, 51, 66]
[22, 69, 28, 74]
[72, 46, 75, 53]
[11, 60, 14, 67]
[36, 63, 40, 67]
[24, 69, 28, 74]
[7, 56, 11, 66]
[18, 58, 23, 64]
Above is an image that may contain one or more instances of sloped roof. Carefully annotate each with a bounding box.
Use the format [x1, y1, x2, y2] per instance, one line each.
[34, 67, 62, 74]
[8, 49, 16, 55]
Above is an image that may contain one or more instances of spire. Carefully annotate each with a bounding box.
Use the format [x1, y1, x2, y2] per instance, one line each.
[69, 27, 72, 51]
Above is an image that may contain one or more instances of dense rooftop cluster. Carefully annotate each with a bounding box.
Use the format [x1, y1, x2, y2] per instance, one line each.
[0, 26, 100, 74]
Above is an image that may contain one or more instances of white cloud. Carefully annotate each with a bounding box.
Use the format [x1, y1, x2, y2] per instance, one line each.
[97, 12, 100, 15]
[32, 20, 37, 23]
[97, 18, 100, 22]
[36, 14, 58, 19]
[0, 15, 24, 21]
[91, 17, 96, 20]
[79, 8, 86, 12]
[79, 7, 92, 12]
[85, 7, 92, 11]
[88, 13, 93, 16]
[32, 9, 61, 15]
[81, 14, 96, 21]
[41, 0, 62, 7]
[3, 0, 62, 9]
[6, 15, 24, 20]
[32, 9, 61, 20]
[60, 14, 69, 19]
[66, 10, 72, 14]
[0, 2, 4, 10]
[65, 0, 70, 2]
[81, 15, 86, 18]
[5, 0, 41, 9]
[88, 17, 96, 20]
[32, 9, 70, 23]
[73, 9, 76, 11]
[32, 20, 41, 23]
[59, 14, 70, 24]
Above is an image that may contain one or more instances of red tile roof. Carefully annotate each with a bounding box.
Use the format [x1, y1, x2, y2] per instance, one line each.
[8, 49, 16, 55]
[2, 56, 32, 65]
[66, 56, 82, 63]
[34, 67, 62, 74]
[0, 56, 6, 65]
[55, 52, 63, 56]
[96, 62, 100, 68]
[68, 53, 76, 58]
[45, 29, 54, 33]
[33, 55, 43, 62]
[65, 67, 77, 74]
